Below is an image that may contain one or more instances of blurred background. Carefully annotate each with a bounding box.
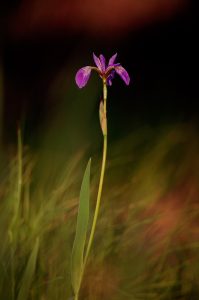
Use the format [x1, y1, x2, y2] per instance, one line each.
[0, 0, 198, 146]
[0, 0, 199, 299]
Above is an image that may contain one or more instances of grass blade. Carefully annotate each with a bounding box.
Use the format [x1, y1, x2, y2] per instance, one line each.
[17, 238, 39, 300]
[71, 158, 91, 295]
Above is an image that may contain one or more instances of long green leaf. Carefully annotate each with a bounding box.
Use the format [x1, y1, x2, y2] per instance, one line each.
[17, 238, 39, 300]
[71, 158, 91, 295]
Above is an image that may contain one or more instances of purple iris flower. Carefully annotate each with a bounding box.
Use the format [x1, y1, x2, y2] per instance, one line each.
[75, 53, 130, 88]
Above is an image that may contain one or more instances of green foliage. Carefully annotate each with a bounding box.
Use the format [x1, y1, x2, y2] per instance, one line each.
[71, 159, 91, 295]
[17, 238, 39, 300]
[0, 123, 199, 299]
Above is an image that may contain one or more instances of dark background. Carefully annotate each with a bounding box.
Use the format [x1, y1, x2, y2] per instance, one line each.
[0, 0, 198, 147]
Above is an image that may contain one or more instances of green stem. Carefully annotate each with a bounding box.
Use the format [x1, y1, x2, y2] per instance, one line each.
[83, 80, 107, 267]
[75, 80, 108, 300]
[74, 294, 78, 300]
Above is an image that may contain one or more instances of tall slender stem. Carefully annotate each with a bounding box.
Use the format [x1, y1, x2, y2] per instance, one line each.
[75, 80, 108, 300]
[83, 79, 107, 267]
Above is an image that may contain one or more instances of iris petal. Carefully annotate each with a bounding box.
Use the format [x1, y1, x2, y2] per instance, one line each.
[75, 66, 92, 88]
[115, 65, 130, 85]
[93, 53, 102, 71]
[99, 54, 106, 72]
[107, 70, 115, 86]
[75, 54, 130, 88]
[107, 78, 113, 86]
[108, 53, 117, 66]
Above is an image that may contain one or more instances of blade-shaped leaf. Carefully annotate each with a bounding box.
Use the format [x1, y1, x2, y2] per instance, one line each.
[17, 238, 39, 300]
[71, 158, 91, 295]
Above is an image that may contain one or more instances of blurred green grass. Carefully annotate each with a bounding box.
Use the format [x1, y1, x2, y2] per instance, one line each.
[1, 115, 199, 299]
[0, 56, 199, 299]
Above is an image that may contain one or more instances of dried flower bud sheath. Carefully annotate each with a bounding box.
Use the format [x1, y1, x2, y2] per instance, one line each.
[99, 101, 107, 136]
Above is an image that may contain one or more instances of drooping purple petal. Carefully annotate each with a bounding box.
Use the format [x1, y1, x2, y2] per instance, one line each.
[93, 53, 102, 72]
[108, 53, 117, 66]
[99, 54, 106, 72]
[115, 65, 130, 85]
[75, 66, 92, 88]
[106, 77, 113, 86]
[106, 70, 115, 86]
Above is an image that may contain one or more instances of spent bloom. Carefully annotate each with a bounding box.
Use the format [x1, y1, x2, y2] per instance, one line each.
[75, 53, 130, 88]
